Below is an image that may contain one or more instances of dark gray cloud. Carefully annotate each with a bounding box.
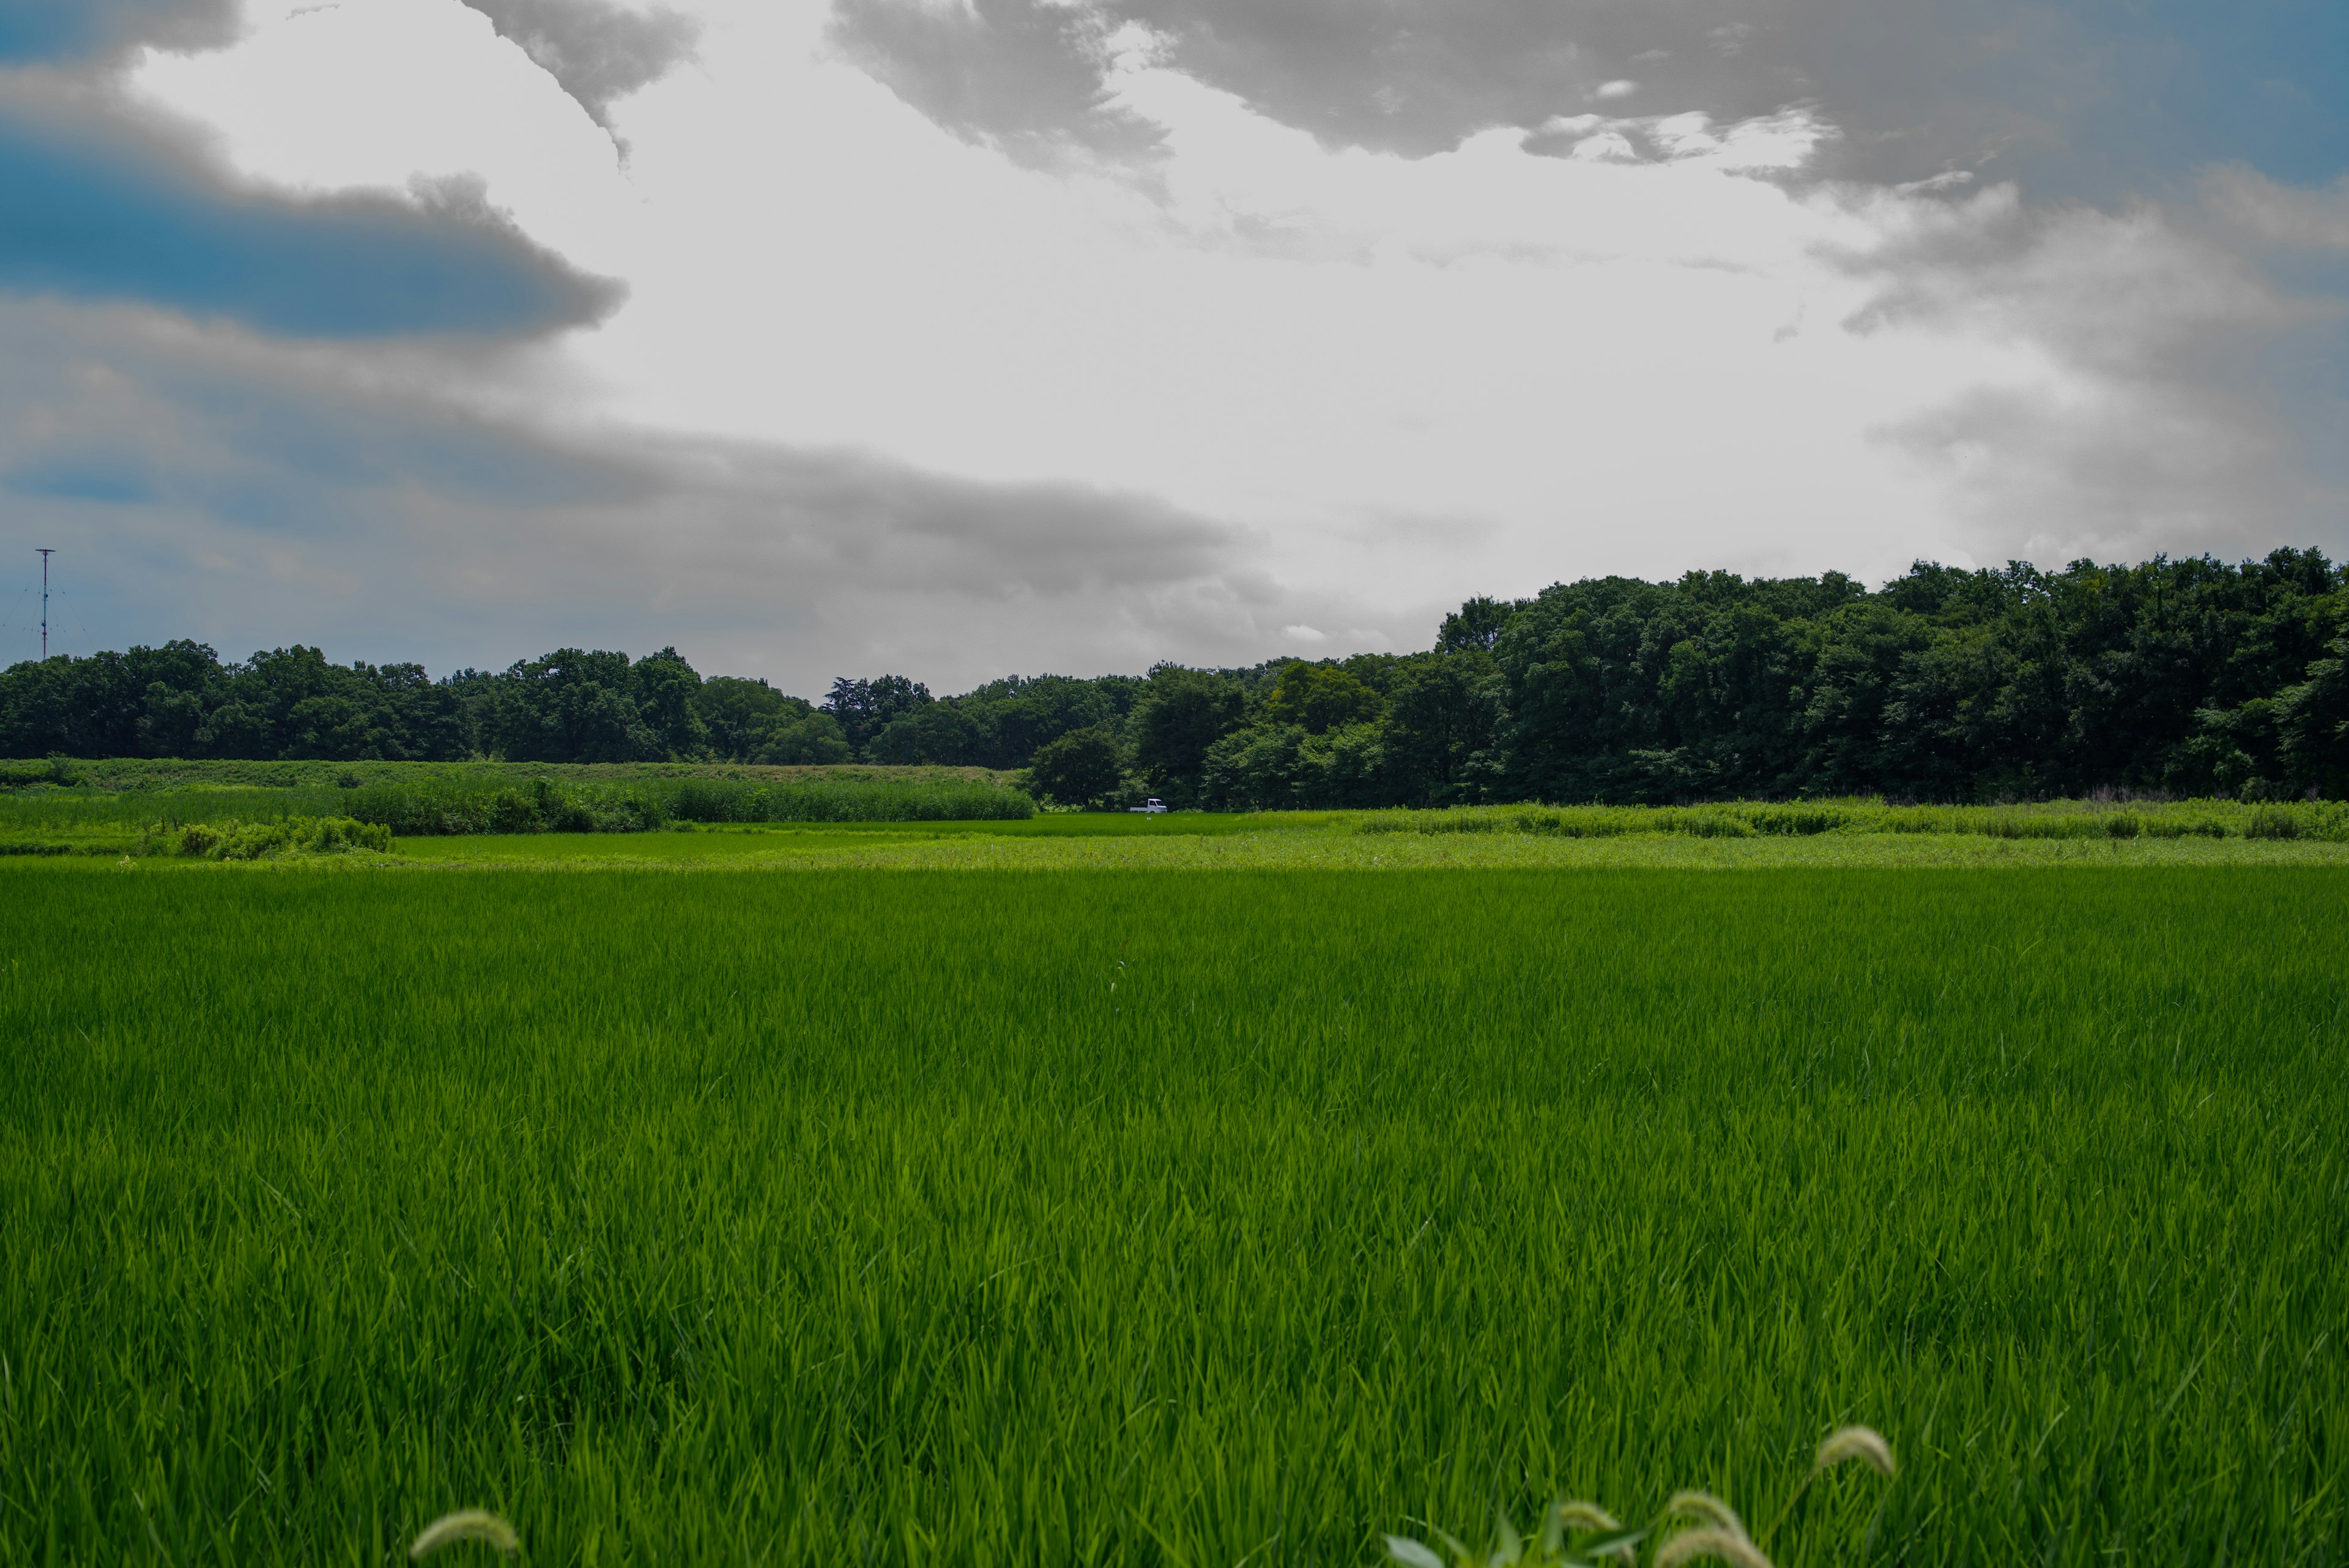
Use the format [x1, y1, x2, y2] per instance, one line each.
[0, 83, 622, 338]
[0, 299, 1311, 688]
[828, 0, 1163, 164]
[0, 0, 237, 65]
[459, 0, 700, 137]
[828, 0, 2349, 198]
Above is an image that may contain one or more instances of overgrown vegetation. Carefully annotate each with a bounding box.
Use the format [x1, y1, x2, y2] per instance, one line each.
[1385, 1425, 1899, 1568]
[339, 773, 1034, 834]
[1359, 795, 2349, 842]
[0, 765, 1036, 847]
[9, 551, 2347, 804]
[149, 814, 391, 860]
[2, 868, 2339, 1562]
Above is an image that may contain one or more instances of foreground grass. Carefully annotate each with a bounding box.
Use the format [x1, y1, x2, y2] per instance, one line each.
[2, 867, 2343, 1564]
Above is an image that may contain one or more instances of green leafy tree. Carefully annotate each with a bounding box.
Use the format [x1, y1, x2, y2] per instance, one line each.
[822, 675, 931, 756]
[1130, 665, 1245, 806]
[1022, 726, 1129, 809]
[2276, 620, 2349, 797]
[1378, 652, 1496, 806]
[694, 676, 798, 761]
[1264, 661, 1383, 734]
[1436, 595, 1523, 653]
[629, 648, 708, 759]
[869, 702, 984, 765]
[755, 711, 852, 764]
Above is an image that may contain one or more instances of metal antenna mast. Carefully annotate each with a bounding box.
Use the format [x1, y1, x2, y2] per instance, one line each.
[37, 548, 54, 659]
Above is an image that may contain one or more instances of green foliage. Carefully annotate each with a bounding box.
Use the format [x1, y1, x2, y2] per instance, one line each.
[1266, 660, 1385, 733]
[1435, 594, 1524, 653]
[0, 641, 469, 763]
[1359, 796, 2349, 841]
[1130, 663, 1249, 805]
[654, 775, 1033, 824]
[341, 776, 670, 834]
[1483, 552, 2347, 803]
[1204, 720, 1389, 810]
[0, 764, 1037, 849]
[686, 677, 855, 762]
[822, 674, 933, 754]
[1386, 1428, 1898, 1568]
[0, 869, 2340, 1562]
[864, 674, 1149, 769]
[336, 774, 1034, 834]
[154, 814, 390, 859]
[1019, 726, 1130, 808]
[7, 549, 2349, 798]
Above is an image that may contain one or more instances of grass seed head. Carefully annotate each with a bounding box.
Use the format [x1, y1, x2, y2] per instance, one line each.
[409, 1510, 519, 1558]
[1655, 1527, 1774, 1568]
[1664, 1492, 1748, 1537]
[1554, 1501, 1622, 1534]
[1813, 1425, 1896, 1476]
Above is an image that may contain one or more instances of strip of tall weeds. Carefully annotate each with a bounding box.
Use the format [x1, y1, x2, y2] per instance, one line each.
[0, 772, 1037, 838]
[1358, 796, 2349, 841]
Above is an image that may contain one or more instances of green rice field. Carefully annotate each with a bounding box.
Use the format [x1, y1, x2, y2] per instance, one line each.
[2, 862, 2343, 1564]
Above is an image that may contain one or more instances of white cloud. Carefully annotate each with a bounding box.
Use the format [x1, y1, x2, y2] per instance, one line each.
[100, 0, 2349, 685]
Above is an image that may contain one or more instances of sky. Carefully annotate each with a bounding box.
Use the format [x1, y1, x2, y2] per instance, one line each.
[2, 0, 2346, 693]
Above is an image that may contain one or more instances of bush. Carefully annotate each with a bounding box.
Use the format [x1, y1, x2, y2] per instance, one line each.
[336, 773, 1035, 834]
[160, 816, 390, 860]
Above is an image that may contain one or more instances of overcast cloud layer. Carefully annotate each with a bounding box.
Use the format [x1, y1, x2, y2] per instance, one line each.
[1, 0, 2344, 692]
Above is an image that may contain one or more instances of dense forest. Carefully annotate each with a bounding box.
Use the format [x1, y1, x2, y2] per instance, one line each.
[5, 551, 2346, 805]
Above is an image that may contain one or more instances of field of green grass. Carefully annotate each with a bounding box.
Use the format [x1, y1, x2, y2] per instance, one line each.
[2, 864, 2342, 1564]
[0, 758, 1019, 792]
[12, 765, 2349, 871]
[0, 767, 1037, 853]
[366, 821, 2349, 871]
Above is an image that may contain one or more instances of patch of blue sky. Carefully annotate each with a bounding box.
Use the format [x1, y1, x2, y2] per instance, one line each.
[0, 101, 618, 338]
[1813, 0, 2349, 197]
[2129, 0, 2349, 185]
[0, 0, 230, 64]
[4, 460, 159, 505]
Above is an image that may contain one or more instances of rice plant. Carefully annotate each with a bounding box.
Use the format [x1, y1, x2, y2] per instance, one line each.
[0, 866, 2341, 1563]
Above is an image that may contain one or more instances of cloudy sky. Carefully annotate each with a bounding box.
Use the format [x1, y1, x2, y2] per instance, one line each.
[3, 0, 2345, 691]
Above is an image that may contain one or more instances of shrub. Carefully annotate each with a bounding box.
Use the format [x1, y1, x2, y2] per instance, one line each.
[160, 816, 390, 860]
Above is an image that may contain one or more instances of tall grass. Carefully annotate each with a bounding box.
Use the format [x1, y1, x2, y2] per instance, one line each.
[0, 868, 2342, 1564]
[0, 785, 354, 832]
[0, 773, 1035, 839]
[1359, 796, 2349, 842]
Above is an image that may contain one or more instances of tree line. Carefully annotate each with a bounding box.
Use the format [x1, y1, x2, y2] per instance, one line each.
[5, 549, 2345, 804]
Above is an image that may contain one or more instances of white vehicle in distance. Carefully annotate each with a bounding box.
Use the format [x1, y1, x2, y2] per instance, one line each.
[1129, 798, 1168, 814]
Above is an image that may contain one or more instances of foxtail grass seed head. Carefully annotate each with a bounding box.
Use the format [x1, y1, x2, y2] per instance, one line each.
[1655, 1527, 1775, 1568]
[1555, 1501, 1622, 1534]
[1665, 1492, 1748, 1537]
[410, 1510, 519, 1558]
[1813, 1425, 1896, 1476]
